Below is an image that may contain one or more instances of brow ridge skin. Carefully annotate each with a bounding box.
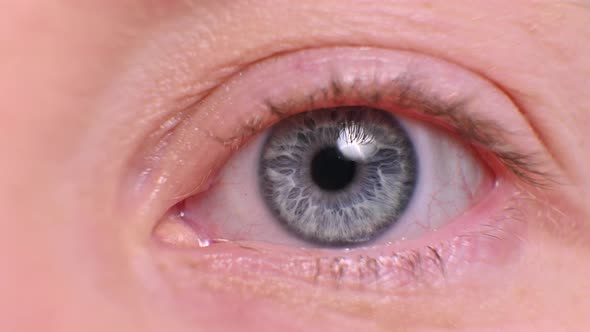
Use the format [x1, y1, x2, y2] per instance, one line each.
[225, 74, 556, 189]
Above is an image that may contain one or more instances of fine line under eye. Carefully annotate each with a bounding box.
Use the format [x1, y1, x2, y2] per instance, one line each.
[253, 76, 552, 188]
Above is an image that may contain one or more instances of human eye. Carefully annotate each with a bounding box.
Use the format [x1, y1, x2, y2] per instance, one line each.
[137, 46, 553, 298]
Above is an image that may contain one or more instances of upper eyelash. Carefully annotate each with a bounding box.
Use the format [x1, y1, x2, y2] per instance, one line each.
[389, 75, 556, 189]
[213, 73, 555, 189]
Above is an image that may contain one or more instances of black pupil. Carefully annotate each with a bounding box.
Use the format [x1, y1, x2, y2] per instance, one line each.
[311, 146, 357, 191]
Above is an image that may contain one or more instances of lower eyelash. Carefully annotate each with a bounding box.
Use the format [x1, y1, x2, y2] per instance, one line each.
[175, 246, 446, 294]
[309, 247, 446, 290]
[152, 180, 535, 314]
[165, 218, 518, 296]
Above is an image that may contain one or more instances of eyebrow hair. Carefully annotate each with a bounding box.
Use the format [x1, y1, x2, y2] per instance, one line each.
[252, 74, 554, 188]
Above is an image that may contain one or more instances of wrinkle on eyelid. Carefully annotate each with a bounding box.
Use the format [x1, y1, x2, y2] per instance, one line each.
[130, 0, 548, 123]
[511, 1, 588, 63]
[138, 0, 590, 112]
[498, 2, 590, 190]
[154, 0, 586, 124]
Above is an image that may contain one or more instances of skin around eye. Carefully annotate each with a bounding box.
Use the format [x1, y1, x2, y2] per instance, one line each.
[148, 47, 538, 299]
[125, 46, 570, 331]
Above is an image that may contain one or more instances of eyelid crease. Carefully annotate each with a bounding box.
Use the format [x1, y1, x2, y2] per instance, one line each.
[215, 74, 555, 189]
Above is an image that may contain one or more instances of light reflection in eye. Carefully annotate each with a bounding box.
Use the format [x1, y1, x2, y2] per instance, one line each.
[258, 106, 417, 246]
[337, 124, 379, 161]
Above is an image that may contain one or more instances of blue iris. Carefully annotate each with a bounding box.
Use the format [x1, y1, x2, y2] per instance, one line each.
[259, 106, 417, 246]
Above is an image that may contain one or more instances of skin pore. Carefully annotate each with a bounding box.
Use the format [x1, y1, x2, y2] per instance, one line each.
[1, 0, 590, 331]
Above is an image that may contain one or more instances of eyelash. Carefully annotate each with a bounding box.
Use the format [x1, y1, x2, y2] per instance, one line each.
[209, 75, 550, 190]
[188, 242, 450, 292]
[170, 198, 526, 294]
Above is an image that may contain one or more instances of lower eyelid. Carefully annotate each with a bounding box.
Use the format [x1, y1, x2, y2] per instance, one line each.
[153, 176, 527, 298]
[143, 47, 544, 306]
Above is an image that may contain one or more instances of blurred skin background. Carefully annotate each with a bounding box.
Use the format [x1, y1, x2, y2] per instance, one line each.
[1, 1, 590, 331]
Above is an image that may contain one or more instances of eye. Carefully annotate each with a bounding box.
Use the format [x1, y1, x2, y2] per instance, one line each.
[178, 105, 491, 248]
[143, 47, 548, 292]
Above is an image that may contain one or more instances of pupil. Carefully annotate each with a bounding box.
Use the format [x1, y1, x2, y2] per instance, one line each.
[311, 146, 357, 191]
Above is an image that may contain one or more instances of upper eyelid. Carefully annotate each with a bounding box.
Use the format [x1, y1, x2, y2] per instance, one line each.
[132, 47, 558, 208]
[219, 72, 555, 189]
